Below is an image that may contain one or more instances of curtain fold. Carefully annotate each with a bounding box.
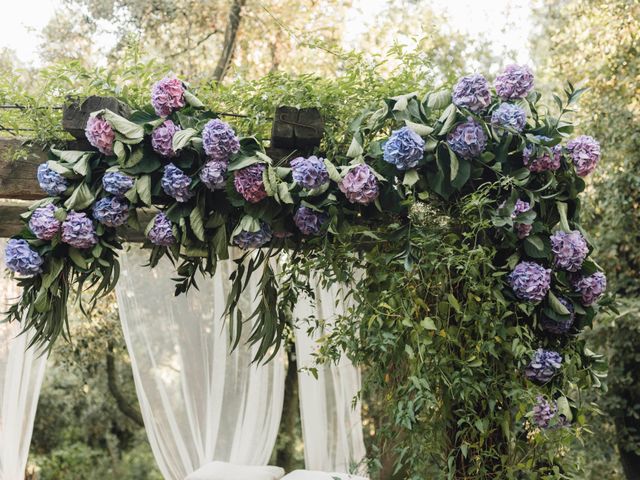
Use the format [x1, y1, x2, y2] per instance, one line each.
[0, 239, 48, 480]
[116, 246, 286, 480]
[293, 280, 367, 475]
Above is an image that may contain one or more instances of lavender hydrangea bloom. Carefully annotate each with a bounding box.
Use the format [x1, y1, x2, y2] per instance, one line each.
[151, 120, 181, 158]
[541, 297, 576, 334]
[338, 164, 379, 205]
[61, 211, 98, 249]
[525, 348, 562, 383]
[523, 140, 562, 172]
[37, 163, 68, 196]
[291, 156, 330, 189]
[29, 203, 61, 240]
[85, 115, 115, 155]
[383, 127, 425, 170]
[572, 272, 607, 306]
[447, 119, 488, 159]
[103, 172, 134, 197]
[491, 103, 527, 132]
[202, 119, 240, 162]
[147, 213, 175, 246]
[566, 135, 601, 176]
[512, 199, 533, 239]
[4, 239, 43, 276]
[161, 163, 194, 203]
[532, 396, 557, 429]
[550, 230, 589, 272]
[151, 76, 186, 117]
[495, 64, 535, 100]
[234, 164, 267, 203]
[508, 261, 551, 302]
[200, 160, 227, 190]
[293, 207, 328, 236]
[93, 196, 130, 228]
[233, 222, 272, 249]
[452, 74, 492, 113]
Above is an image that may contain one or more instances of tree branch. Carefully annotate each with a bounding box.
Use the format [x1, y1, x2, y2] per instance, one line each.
[106, 340, 144, 427]
[213, 0, 247, 82]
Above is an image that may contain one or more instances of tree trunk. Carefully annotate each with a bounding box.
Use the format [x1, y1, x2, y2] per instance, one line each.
[213, 0, 247, 82]
[106, 340, 144, 427]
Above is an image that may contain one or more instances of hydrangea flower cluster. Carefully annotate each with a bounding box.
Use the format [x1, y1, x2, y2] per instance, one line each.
[162, 164, 194, 203]
[4, 239, 43, 276]
[61, 211, 98, 249]
[93, 196, 130, 228]
[147, 212, 175, 246]
[293, 207, 328, 236]
[541, 297, 575, 335]
[508, 261, 551, 302]
[512, 199, 533, 239]
[28, 203, 61, 240]
[567, 135, 601, 177]
[85, 115, 115, 155]
[37, 163, 68, 196]
[234, 164, 268, 203]
[525, 348, 562, 383]
[550, 230, 589, 272]
[233, 222, 272, 249]
[338, 164, 379, 205]
[491, 103, 526, 132]
[151, 76, 186, 117]
[202, 119, 240, 162]
[532, 396, 557, 429]
[447, 119, 488, 159]
[291, 156, 330, 189]
[494, 64, 534, 100]
[572, 272, 607, 306]
[452, 74, 492, 113]
[383, 127, 425, 170]
[200, 160, 227, 191]
[523, 141, 562, 173]
[151, 120, 181, 158]
[103, 172, 134, 197]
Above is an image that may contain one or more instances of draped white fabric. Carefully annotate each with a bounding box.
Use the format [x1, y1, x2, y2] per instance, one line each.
[0, 240, 48, 480]
[293, 281, 367, 475]
[115, 247, 286, 480]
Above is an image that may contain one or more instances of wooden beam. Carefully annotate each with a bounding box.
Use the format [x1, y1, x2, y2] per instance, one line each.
[0, 139, 49, 200]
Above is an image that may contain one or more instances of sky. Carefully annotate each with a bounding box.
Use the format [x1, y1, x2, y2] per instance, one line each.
[0, 0, 534, 67]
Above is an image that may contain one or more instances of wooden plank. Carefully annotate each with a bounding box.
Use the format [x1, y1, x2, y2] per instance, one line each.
[0, 139, 49, 200]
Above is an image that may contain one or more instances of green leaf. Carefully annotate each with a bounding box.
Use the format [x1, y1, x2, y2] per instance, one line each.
[421, 317, 437, 330]
[405, 120, 434, 136]
[97, 109, 144, 142]
[449, 149, 459, 182]
[426, 90, 451, 110]
[228, 156, 261, 172]
[137, 175, 152, 206]
[184, 90, 204, 108]
[50, 149, 93, 164]
[324, 158, 342, 183]
[346, 135, 364, 158]
[189, 204, 205, 242]
[68, 247, 89, 270]
[64, 183, 95, 210]
[172, 128, 198, 151]
[277, 182, 294, 204]
[46, 161, 74, 177]
[556, 396, 573, 423]
[403, 169, 420, 187]
[556, 202, 571, 232]
[549, 291, 570, 315]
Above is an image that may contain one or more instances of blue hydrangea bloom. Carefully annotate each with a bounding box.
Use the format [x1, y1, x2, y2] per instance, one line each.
[532, 396, 557, 429]
[200, 160, 227, 191]
[147, 212, 175, 246]
[550, 230, 589, 272]
[383, 127, 425, 170]
[37, 163, 68, 196]
[452, 74, 492, 113]
[28, 203, 61, 240]
[93, 196, 130, 228]
[525, 349, 562, 383]
[103, 172, 135, 197]
[202, 119, 240, 162]
[290, 156, 330, 189]
[233, 222, 272, 249]
[491, 103, 527, 132]
[447, 119, 488, 159]
[508, 261, 551, 302]
[4, 239, 43, 276]
[161, 163, 194, 202]
[61, 211, 98, 249]
[293, 207, 328, 236]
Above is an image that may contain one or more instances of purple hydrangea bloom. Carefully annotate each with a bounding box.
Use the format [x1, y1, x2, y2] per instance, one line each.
[293, 207, 328, 236]
[572, 272, 607, 306]
[491, 103, 527, 132]
[234, 164, 268, 204]
[233, 222, 272, 249]
[28, 203, 61, 240]
[200, 160, 228, 190]
[495, 65, 535, 100]
[103, 172, 134, 197]
[147, 212, 175, 246]
[523, 141, 562, 173]
[151, 120, 181, 158]
[566, 135, 600, 177]
[550, 230, 589, 272]
[4, 239, 43, 276]
[85, 115, 115, 155]
[151, 76, 186, 117]
[290, 156, 330, 189]
[202, 119, 240, 162]
[447, 119, 488, 159]
[532, 396, 557, 429]
[508, 261, 551, 302]
[61, 211, 98, 249]
[541, 296, 575, 335]
[525, 348, 562, 383]
[37, 163, 68, 196]
[512, 199, 533, 239]
[92, 196, 129, 228]
[383, 127, 425, 170]
[161, 163, 194, 203]
[452, 74, 492, 113]
[338, 164, 379, 205]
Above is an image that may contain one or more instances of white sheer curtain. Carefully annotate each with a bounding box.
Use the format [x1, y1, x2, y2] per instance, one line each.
[293, 280, 367, 475]
[116, 246, 286, 480]
[0, 240, 48, 480]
